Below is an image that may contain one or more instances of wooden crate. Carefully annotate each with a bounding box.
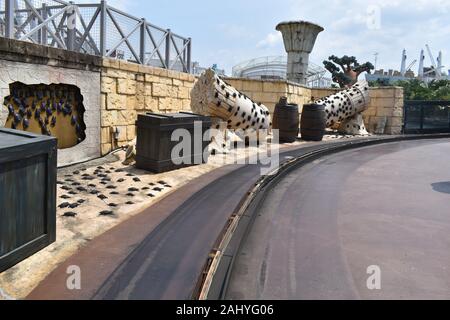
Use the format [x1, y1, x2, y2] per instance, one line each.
[136, 112, 211, 173]
[0, 128, 57, 272]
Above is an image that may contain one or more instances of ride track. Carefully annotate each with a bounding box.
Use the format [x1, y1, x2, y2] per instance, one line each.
[27, 134, 450, 300]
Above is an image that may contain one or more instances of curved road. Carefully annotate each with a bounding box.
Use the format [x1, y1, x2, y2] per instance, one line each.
[226, 139, 450, 300]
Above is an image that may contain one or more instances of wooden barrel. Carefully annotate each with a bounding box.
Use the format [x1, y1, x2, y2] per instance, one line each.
[272, 97, 299, 143]
[300, 103, 326, 141]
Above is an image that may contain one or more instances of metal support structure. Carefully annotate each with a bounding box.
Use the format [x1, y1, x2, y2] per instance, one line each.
[139, 18, 146, 64]
[165, 28, 171, 69]
[99, 0, 107, 56]
[1, 0, 193, 73]
[187, 38, 191, 73]
[66, 2, 76, 51]
[5, 0, 15, 38]
[40, 3, 48, 45]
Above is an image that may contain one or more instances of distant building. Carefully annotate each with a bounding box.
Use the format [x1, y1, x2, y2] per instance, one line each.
[191, 62, 226, 77]
[367, 47, 450, 84]
[231, 56, 331, 88]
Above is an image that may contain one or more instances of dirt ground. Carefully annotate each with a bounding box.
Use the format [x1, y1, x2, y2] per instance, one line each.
[0, 133, 358, 300]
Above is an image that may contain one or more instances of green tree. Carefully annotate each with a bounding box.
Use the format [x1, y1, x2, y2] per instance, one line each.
[323, 55, 374, 88]
[369, 79, 450, 100]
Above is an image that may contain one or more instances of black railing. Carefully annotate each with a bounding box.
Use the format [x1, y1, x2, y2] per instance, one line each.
[404, 100, 450, 134]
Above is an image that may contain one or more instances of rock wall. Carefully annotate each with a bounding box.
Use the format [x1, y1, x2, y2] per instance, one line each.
[100, 59, 196, 155]
[224, 78, 312, 116]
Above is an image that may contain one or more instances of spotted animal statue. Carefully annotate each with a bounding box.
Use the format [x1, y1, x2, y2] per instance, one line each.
[191, 69, 272, 152]
[191, 69, 272, 151]
[314, 80, 371, 135]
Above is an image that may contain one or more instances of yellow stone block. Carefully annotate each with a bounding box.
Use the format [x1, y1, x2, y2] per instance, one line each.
[145, 96, 158, 111]
[101, 127, 111, 144]
[153, 83, 168, 97]
[263, 81, 288, 93]
[101, 93, 107, 110]
[173, 79, 183, 86]
[101, 110, 117, 127]
[145, 74, 159, 83]
[135, 74, 145, 82]
[117, 79, 137, 95]
[119, 60, 140, 73]
[159, 97, 174, 111]
[127, 125, 136, 141]
[153, 67, 169, 77]
[242, 80, 263, 92]
[101, 143, 112, 155]
[168, 69, 181, 80]
[182, 99, 191, 110]
[104, 67, 128, 79]
[101, 76, 116, 94]
[157, 77, 173, 85]
[228, 80, 243, 90]
[183, 80, 195, 88]
[177, 86, 190, 99]
[106, 94, 127, 110]
[126, 95, 136, 110]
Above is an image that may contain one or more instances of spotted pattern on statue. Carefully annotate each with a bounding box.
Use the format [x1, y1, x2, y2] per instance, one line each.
[213, 76, 271, 133]
[314, 81, 370, 128]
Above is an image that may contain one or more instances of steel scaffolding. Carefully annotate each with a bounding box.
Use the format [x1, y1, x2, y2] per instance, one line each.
[0, 0, 192, 73]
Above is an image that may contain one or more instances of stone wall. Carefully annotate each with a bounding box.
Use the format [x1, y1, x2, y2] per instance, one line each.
[225, 78, 311, 115]
[226, 79, 404, 135]
[0, 38, 102, 166]
[99, 59, 196, 155]
[364, 87, 404, 135]
[0, 37, 405, 164]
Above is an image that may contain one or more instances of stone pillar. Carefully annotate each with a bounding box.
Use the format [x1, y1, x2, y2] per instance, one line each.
[276, 21, 324, 85]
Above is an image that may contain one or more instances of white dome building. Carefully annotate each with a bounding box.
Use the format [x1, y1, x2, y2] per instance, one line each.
[232, 56, 331, 88]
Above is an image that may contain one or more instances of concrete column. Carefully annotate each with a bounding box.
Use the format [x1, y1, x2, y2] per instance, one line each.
[276, 21, 324, 85]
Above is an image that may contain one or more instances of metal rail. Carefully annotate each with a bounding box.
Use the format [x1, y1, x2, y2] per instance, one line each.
[0, 0, 192, 73]
[404, 100, 450, 134]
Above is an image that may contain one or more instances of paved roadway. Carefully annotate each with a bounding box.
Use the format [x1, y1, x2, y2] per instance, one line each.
[226, 139, 450, 300]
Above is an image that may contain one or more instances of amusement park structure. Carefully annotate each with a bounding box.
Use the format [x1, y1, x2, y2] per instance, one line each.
[232, 56, 332, 88]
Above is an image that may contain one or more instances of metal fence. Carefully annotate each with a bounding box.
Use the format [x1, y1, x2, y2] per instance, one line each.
[0, 0, 192, 72]
[404, 100, 450, 134]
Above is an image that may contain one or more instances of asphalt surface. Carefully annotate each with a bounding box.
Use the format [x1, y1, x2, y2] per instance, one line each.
[226, 139, 450, 300]
[91, 139, 368, 300]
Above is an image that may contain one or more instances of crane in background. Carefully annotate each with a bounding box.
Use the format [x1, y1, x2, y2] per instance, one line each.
[406, 60, 417, 73]
[425, 44, 444, 79]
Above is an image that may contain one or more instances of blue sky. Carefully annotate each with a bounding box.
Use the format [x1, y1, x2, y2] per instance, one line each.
[101, 0, 450, 76]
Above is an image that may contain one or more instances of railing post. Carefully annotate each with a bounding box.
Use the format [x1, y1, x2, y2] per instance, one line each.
[66, 2, 76, 51]
[140, 19, 146, 64]
[420, 105, 424, 131]
[41, 3, 48, 45]
[100, 0, 107, 56]
[187, 37, 192, 73]
[165, 29, 171, 69]
[5, 0, 15, 39]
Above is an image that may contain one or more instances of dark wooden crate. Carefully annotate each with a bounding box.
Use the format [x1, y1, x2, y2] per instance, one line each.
[0, 128, 57, 273]
[136, 112, 212, 173]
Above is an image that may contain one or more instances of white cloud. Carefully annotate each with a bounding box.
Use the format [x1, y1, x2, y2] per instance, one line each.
[284, 0, 450, 75]
[257, 32, 283, 48]
[217, 24, 255, 40]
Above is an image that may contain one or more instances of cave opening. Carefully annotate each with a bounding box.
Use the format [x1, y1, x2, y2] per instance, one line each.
[3, 82, 87, 149]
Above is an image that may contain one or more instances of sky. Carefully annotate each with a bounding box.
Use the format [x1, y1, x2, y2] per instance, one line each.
[89, 0, 450, 76]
